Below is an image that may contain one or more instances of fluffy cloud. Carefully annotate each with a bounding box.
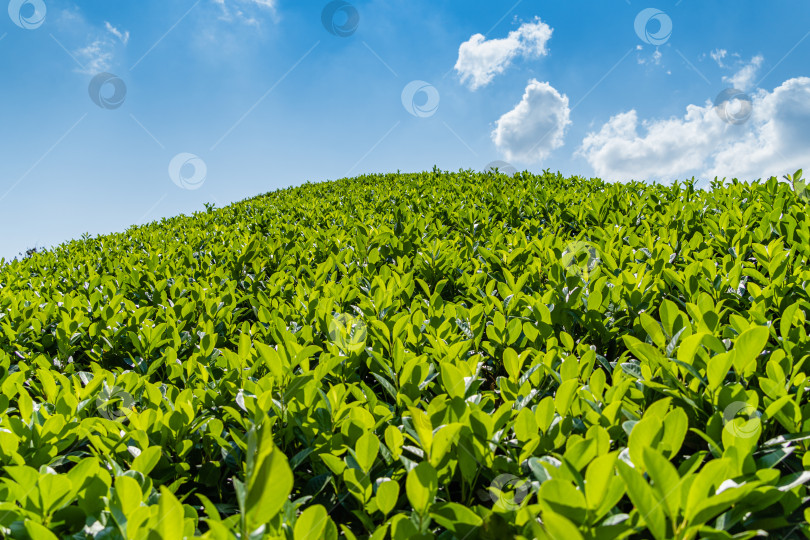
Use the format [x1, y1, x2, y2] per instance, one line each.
[577, 77, 810, 182]
[723, 55, 764, 90]
[491, 79, 571, 163]
[455, 19, 552, 90]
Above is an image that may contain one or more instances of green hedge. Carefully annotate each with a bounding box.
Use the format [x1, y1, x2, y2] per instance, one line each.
[0, 170, 808, 539]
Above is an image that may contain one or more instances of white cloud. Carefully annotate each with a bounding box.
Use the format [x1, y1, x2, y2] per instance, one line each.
[455, 18, 552, 90]
[577, 77, 810, 182]
[723, 55, 764, 90]
[710, 48, 727, 67]
[214, 0, 278, 25]
[491, 79, 570, 163]
[74, 40, 115, 74]
[49, 7, 123, 74]
[104, 22, 130, 45]
[637, 48, 663, 66]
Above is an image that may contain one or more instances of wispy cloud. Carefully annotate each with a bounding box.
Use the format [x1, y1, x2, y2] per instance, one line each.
[710, 48, 728, 67]
[51, 7, 127, 75]
[105, 22, 130, 45]
[74, 40, 115, 73]
[213, 0, 278, 26]
[723, 55, 764, 90]
[636, 45, 663, 66]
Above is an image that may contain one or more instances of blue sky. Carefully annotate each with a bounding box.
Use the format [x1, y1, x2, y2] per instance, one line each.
[1, 0, 809, 260]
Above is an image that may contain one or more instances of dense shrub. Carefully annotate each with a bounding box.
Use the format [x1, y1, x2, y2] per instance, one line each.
[0, 170, 808, 539]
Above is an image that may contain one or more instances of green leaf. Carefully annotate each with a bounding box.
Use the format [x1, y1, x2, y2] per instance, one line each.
[406, 461, 437, 514]
[375, 480, 400, 516]
[643, 447, 682, 523]
[430, 423, 462, 466]
[541, 511, 584, 540]
[555, 379, 579, 416]
[155, 486, 185, 540]
[660, 408, 688, 458]
[623, 335, 666, 368]
[513, 407, 539, 443]
[24, 521, 59, 540]
[343, 468, 373, 504]
[113, 475, 143, 517]
[584, 452, 617, 510]
[440, 362, 466, 399]
[385, 426, 404, 460]
[430, 502, 482, 537]
[659, 299, 680, 337]
[617, 461, 667, 540]
[244, 425, 293, 531]
[628, 416, 662, 472]
[684, 459, 730, 524]
[294, 504, 328, 540]
[640, 313, 667, 349]
[538, 479, 587, 525]
[732, 326, 769, 376]
[132, 447, 162, 476]
[409, 407, 433, 454]
[503, 347, 522, 381]
[707, 351, 735, 391]
[355, 432, 380, 474]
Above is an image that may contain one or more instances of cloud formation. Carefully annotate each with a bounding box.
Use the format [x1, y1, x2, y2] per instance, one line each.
[723, 55, 764, 91]
[491, 79, 570, 163]
[577, 77, 810, 182]
[214, 0, 278, 26]
[455, 19, 552, 90]
[105, 22, 130, 45]
[710, 48, 728, 67]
